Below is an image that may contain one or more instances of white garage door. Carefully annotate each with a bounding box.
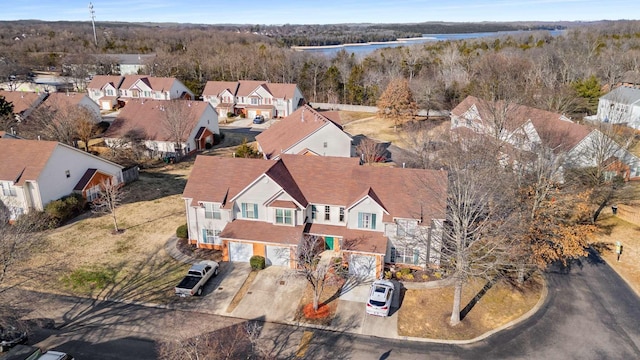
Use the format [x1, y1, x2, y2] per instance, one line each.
[266, 245, 290, 267]
[248, 110, 257, 119]
[349, 254, 377, 280]
[229, 242, 253, 262]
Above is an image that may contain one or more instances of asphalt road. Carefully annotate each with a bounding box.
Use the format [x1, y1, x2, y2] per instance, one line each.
[9, 249, 640, 359]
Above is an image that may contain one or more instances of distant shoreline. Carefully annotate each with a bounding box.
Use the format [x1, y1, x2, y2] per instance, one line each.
[291, 36, 433, 51]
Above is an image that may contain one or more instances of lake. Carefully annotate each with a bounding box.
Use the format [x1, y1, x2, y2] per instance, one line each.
[294, 30, 565, 56]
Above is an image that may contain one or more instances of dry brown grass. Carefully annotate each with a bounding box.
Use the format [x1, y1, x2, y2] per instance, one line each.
[590, 213, 640, 295]
[8, 165, 196, 303]
[398, 276, 543, 340]
[344, 116, 403, 145]
[337, 111, 377, 124]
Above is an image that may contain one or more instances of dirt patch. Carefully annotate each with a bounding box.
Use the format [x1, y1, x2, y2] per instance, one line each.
[590, 213, 640, 295]
[226, 270, 259, 313]
[176, 238, 223, 262]
[398, 276, 543, 340]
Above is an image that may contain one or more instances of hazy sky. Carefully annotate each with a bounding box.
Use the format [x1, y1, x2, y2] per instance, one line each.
[1, 0, 638, 24]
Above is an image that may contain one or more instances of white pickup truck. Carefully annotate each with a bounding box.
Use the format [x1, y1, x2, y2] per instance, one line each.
[174, 260, 219, 297]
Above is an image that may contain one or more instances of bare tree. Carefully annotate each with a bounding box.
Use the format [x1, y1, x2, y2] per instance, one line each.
[296, 235, 334, 312]
[159, 100, 196, 158]
[0, 200, 40, 290]
[433, 134, 516, 326]
[23, 101, 98, 147]
[355, 137, 386, 165]
[91, 179, 125, 233]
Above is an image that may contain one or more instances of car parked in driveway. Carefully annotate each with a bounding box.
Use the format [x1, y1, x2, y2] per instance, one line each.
[175, 260, 220, 297]
[38, 350, 75, 360]
[253, 115, 265, 124]
[366, 279, 395, 316]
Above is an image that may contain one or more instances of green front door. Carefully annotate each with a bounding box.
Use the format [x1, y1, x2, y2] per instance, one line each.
[325, 237, 334, 250]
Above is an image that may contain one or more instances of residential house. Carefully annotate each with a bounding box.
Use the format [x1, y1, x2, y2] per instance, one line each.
[255, 105, 353, 159]
[87, 75, 124, 110]
[182, 154, 447, 279]
[596, 86, 640, 129]
[103, 99, 219, 158]
[118, 75, 194, 102]
[0, 138, 123, 220]
[451, 95, 640, 180]
[111, 54, 155, 75]
[40, 92, 102, 121]
[202, 80, 304, 119]
[0, 90, 47, 121]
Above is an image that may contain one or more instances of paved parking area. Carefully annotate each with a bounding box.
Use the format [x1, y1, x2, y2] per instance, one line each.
[334, 281, 401, 337]
[231, 266, 308, 322]
[222, 118, 277, 130]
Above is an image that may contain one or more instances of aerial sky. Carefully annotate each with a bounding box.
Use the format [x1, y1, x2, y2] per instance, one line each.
[1, 0, 638, 24]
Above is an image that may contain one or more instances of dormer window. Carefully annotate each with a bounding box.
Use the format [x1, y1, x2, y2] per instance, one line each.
[358, 212, 376, 229]
[275, 208, 293, 225]
[241, 203, 258, 219]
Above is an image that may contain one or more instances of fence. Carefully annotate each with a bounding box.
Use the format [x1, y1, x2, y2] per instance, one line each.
[122, 166, 139, 183]
[308, 102, 450, 117]
[617, 204, 640, 226]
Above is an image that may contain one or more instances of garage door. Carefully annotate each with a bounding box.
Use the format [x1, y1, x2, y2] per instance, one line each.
[266, 245, 290, 267]
[349, 254, 377, 280]
[248, 110, 257, 119]
[229, 241, 253, 262]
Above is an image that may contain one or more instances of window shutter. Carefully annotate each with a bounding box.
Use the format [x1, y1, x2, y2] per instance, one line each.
[253, 204, 258, 218]
[241, 203, 247, 218]
[414, 250, 420, 265]
[358, 212, 363, 228]
[390, 247, 397, 262]
[371, 214, 377, 229]
[202, 229, 207, 242]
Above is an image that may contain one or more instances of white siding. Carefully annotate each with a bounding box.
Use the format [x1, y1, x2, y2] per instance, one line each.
[233, 175, 284, 222]
[285, 124, 352, 158]
[346, 197, 385, 232]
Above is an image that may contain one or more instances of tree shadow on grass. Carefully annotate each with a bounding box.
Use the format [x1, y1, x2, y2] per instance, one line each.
[121, 171, 188, 204]
[460, 278, 497, 321]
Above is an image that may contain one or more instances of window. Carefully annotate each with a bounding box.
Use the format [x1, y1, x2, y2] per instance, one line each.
[358, 212, 376, 229]
[241, 203, 258, 219]
[339, 207, 345, 222]
[86, 185, 101, 201]
[1, 182, 16, 197]
[203, 229, 221, 244]
[324, 206, 331, 221]
[311, 205, 317, 220]
[204, 203, 221, 220]
[323, 142, 328, 148]
[391, 247, 420, 265]
[143, 91, 151, 97]
[275, 208, 293, 225]
[396, 219, 417, 237]
[106, 89, 114, 96]
[251, 97, 259, 105]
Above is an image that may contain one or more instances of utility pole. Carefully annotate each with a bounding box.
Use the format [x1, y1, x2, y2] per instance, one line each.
[89, 2, 97, 46]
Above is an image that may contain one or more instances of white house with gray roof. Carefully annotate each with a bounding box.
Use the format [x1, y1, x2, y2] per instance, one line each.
[596, 86, 640, 129]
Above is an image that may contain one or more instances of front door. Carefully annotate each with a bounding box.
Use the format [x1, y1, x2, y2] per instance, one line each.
[325, 236, 334, 250]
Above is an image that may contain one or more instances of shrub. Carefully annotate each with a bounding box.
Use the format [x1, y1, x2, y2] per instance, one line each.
[226, 112, 236, 118]
[250, 255, 266, 270]
[421, 274, 430, 281]
[434, 272, 443, 279]
[404, 273, 414, 281]
[213, 132, 223, 145]
[205, 142, 213, 149]
[176, 224, 188, 239]
[395, 272, 403, 279]
[14, 211, 58, 231]
[399, 267, 412, 276]
[384, 271, 393, 279]
[44, 193, 85, 223]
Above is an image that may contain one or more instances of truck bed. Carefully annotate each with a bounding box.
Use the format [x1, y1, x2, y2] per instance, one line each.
[176, 275, 200, 291]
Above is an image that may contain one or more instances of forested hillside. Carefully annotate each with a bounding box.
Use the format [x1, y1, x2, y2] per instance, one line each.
[1, 20, 639, 116]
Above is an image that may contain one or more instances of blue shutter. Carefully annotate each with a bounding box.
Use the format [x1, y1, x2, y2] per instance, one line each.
[390, 247, 397, 262]
[202, 229, 207, 243]
[253, 204, 258, 219]
[241, 203, 247, 218]
[371, 214, 376, 229]
[358, 212, 363, 228]
[413, 250, 420, 265]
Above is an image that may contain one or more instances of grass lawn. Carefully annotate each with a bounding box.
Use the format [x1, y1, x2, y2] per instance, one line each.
[398, 276, 543, 340]
[591, 213, 640, 295]
[8, 163, 196, 304]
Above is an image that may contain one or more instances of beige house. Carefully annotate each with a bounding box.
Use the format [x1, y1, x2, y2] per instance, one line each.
[182, 155, 447, 279]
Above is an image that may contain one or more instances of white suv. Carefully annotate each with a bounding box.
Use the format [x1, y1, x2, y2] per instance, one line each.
[365, 279, 395, 316]
[39, 350, 75, 360]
